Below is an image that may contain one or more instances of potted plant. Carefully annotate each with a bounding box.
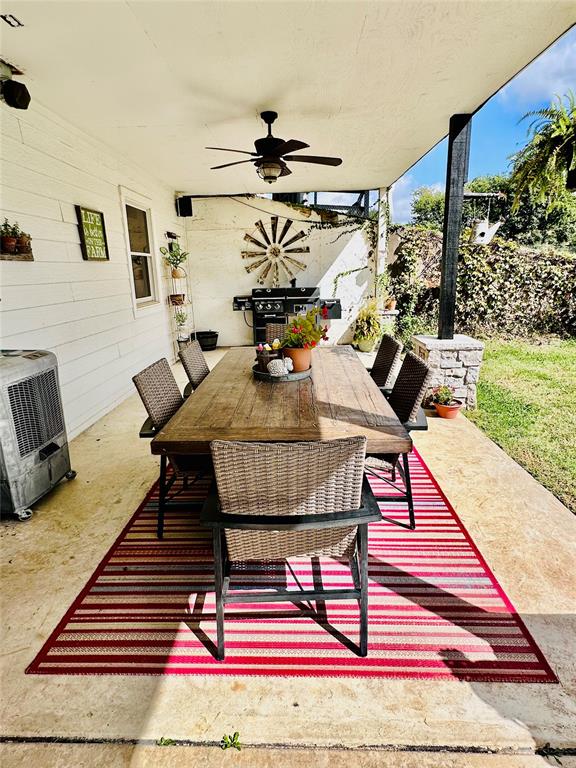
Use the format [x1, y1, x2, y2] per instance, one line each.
[281, 308, 328, 372]
[384, 295, 397, 311]
[160, 242, 188, 278]
[352, 300, 382, 352]
[430, 385, 463, 419]
[17, 230, 31, 253]
[169, 293, 185, 306]
[174, 309, 189, 343]
[1, 219, 19, 254]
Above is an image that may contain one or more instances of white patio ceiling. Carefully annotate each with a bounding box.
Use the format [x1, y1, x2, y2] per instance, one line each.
[2, 1, 574, 195]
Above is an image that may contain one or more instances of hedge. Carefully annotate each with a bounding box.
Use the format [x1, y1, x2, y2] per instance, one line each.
[388, 226, 576, 344]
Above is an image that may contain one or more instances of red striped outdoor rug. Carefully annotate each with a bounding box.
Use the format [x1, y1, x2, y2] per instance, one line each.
[27, 450, 556, 681]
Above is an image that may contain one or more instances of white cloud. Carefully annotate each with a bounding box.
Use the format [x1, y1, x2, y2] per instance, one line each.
[390, 177, 444, 224]
[498, 28, 576, 107]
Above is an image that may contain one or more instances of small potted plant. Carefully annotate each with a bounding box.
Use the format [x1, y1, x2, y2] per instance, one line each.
[174, 309, 189, 345]
[160, 242, 189, 278]
[352, 300, 382, 352]
[281, 308, 328, 372]
[1, 218, 19, 254]
[384, 295, 397, 311]
[17, 230, 32, 254]
[430, 385, 463, 419]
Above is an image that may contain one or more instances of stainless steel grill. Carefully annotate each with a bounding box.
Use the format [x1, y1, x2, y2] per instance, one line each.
[8, 368, 64, 457]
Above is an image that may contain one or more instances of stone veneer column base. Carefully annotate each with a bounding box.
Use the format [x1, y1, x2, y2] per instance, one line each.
[411, 334, 484, 409]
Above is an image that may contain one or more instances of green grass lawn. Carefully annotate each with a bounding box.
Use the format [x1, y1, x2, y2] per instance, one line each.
[466, 338, 576, 513]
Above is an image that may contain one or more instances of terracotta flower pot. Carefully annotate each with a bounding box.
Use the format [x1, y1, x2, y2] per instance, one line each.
[17, 235, 31, 253]
[171, 266, 186, 279]
[384, 298, 397, 311]
[434, 401, 463, 419]
[283, 347, 312, 372]
[1, 236, 17, 254]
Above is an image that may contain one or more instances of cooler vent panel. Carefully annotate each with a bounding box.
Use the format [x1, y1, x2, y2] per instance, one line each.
[7, 369, 64, 457]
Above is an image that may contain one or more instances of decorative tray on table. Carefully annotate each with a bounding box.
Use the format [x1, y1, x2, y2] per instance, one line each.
[252, 364, 312, 383]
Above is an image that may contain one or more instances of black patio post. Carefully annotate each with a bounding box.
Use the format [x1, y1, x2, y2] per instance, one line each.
[438, 114, 472, 339]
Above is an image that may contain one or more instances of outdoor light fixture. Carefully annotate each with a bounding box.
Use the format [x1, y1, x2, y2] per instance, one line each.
[0, 60, 30, 110]
[257, 161, 283, 184]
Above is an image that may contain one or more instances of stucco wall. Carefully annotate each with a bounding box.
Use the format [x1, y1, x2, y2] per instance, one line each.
[0, 102, 181, 438]
[184, 196, 373, 347]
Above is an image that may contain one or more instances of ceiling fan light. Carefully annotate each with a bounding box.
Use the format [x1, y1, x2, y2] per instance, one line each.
[257, 161, 283, 183]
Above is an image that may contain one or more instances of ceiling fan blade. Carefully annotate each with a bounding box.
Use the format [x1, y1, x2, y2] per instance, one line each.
[275, 139, 310, 156]
[206, 147, 258, 156]
[284, 155, 342, 166]
[279, 165, 292, 177]
[210, 159, 255, 170]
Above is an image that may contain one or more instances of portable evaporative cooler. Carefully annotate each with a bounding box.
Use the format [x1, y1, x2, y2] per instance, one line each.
[0, 350, 76, 521]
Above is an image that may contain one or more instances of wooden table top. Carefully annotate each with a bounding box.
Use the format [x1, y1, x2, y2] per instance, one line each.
[151, 346, 412, 456]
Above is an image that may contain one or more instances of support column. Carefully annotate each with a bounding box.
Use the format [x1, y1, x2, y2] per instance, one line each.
[438, 114, 472, 340]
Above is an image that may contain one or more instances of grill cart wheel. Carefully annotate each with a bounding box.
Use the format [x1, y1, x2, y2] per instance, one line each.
[15, 508, 33, 522]
[65, 470, 77, 480]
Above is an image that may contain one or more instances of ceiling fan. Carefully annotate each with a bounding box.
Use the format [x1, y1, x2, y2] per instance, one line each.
[206, 111, 342, 183]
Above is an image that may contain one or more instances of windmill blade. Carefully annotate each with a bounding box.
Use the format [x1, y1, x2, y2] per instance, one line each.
[278, 218, 293, 243]
[254, 220, 271, 244]
[283, 230, 308, 248]
[272, 262, 280, 287]
[257, 261, 273, 284]
[206, 147, 258, 155]
[241, 250, 267, 258]
[210, 159, 256, 170]
[279, 258, 295, 280]
[245, 256, 268, 273]
[270, 215, 278, 242]
[275, 139, 309, 156]
[283, 255, 307, 271]
[284, 247, 310, 254]
[284, 155, 342, 166]
[244, 233, 268, 249]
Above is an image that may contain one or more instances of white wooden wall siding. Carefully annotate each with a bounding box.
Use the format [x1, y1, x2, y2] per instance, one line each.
[0, 102, 183, 439]
[184, 196, 373, 347]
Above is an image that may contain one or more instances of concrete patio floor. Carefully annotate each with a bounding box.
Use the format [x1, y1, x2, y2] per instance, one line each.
[1, 348, 575, 767]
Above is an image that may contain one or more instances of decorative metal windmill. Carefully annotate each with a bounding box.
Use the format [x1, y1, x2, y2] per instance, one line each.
[242, 216, 310, 286]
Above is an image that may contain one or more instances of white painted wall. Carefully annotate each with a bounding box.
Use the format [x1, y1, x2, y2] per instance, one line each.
[184, 196, 373, 347]
[0, 102, 181, 438]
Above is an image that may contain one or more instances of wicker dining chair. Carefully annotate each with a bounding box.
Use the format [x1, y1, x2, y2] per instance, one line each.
[178, 340, 210, 398]
[369, 334, 403, 390]
[133, 358, 209, 539]
[365, 351, 431, 530]
[202, 437, 381, 660]
[265, 322, 287, 345]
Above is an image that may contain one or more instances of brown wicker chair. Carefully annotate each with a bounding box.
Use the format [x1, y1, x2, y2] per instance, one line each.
[369, 334, 402, 390]
[202, 437, 381, 660]
[178, 340, 210, 398]
[133, 358, 209, 539]
[265, 322, 287, 345]
[365, 351, 431, 530]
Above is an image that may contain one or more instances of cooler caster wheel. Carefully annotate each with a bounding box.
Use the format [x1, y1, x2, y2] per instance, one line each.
[16, 508, 33, 522]
[65, 470, 77, 480]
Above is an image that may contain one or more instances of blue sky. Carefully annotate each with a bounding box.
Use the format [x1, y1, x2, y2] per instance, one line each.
[390, 26, 576, 223]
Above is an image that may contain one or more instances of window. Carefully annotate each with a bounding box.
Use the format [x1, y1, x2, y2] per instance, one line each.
[125, 203, 155, 303]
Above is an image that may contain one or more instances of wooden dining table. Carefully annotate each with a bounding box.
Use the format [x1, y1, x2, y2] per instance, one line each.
[151, 346, 412, 457]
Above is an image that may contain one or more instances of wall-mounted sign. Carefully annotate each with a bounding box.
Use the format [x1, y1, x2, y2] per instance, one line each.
[75, 206, 110, 261]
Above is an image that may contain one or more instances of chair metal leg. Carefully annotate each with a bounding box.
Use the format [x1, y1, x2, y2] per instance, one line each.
[213, 529, 225, 661]
[402, 452, 416, 530]
[358, 524, 369, 657]
[349, 551, 361, 592]
[157, 455, 167, 540]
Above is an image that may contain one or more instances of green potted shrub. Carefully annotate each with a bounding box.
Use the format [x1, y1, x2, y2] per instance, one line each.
[352, 300, 382, 352]
[430, 385, 463, 419]
[1, 219, 19, 254]
[160, 242, 189, 278]
[281, 308, 329, 372]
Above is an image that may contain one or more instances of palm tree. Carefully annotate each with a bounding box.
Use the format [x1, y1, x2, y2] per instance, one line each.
[510, 92, 576, 212]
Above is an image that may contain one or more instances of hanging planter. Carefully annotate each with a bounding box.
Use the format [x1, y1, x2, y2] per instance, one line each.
[169, 293, 185, 306]
[171, 266, 186, 279]
[160, 242, 188, 277]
